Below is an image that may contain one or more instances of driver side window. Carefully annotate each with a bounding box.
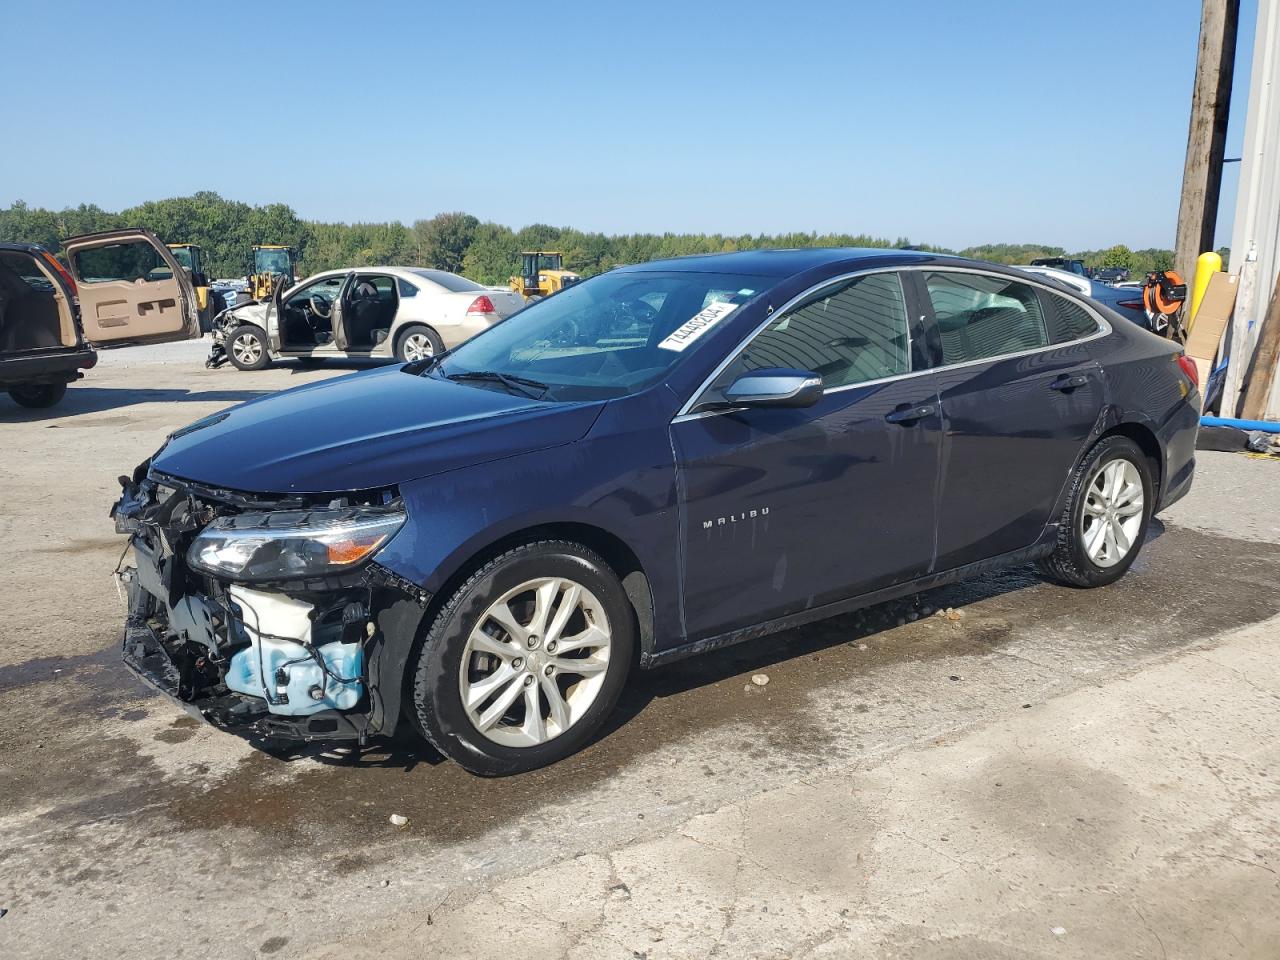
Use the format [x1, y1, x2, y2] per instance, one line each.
[710, 272, 910, 397]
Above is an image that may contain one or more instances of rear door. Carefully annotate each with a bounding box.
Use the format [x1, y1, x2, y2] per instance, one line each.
[918, 269, 1106, 570]
[62, 230, 200, 347]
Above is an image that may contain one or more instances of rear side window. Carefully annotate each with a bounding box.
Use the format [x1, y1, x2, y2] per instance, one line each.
[716, 272, 910, 390]
[1041, 291, 1100, 343]
[71, 240, 166, 284]
[397, 277, 418, 297]
[354, 275, 397, 302]
[924, 272, 1047, 365]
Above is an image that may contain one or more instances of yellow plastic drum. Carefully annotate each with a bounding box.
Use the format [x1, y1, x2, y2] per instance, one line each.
[1188, 251, 1222, 330]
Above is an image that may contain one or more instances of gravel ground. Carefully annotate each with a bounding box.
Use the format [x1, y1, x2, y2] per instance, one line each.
[1, 347, 1277, 959]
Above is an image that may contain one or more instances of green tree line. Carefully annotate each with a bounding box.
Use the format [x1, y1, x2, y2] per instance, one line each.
[0, 192, 1185, 286]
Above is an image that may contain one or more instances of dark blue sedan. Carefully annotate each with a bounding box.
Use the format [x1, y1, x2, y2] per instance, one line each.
[113, 249, 1201, 774]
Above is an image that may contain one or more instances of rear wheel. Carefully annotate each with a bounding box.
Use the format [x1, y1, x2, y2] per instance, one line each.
[227, 325, 270, 371]
[1038, 435, 1153, 587]
[412, 541, 634, 775]
[8, 382, 67, 408]
[395, 324, 444, 363]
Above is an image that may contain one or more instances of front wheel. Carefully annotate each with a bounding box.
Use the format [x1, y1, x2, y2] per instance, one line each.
[412, 541, 635, 775]
[1038, 435, 1153, 587]
[226, 325, 271, 371]
[8, 382, 67, 408]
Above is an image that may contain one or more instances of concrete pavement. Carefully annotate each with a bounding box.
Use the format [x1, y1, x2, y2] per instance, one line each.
[1, 344, 1277, 959]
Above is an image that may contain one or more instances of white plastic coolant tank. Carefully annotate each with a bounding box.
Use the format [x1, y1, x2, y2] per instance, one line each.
[224, 585, 363, 716]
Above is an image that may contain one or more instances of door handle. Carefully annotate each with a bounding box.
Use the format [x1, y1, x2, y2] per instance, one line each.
[1050, 374, 1090, 391]
[885, 402, 937, 424]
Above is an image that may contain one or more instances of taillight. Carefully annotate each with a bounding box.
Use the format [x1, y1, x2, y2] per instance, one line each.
[78, 353, 98, 369]
[1177, 354, 1199, 390]
[1115, 299, 1144, 310]
[42, 251, 77, 296]
[466, 295, 496, 315]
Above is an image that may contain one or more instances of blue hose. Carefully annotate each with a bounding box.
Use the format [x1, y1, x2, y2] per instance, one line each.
[1201, 416, 1280, 434]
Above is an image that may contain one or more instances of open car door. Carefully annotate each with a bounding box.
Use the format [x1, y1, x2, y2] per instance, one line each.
[62, 229, 200, 347]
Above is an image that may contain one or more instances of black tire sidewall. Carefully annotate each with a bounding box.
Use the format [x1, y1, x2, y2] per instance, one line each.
[1066, 437, 1153, 584]
[414, 543, 635, 776]
[395, 325, 444, 363]
[227, 324, 270, 371]
[9, 382, 67, 408]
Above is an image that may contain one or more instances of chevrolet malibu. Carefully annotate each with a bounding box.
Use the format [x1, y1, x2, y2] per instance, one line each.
[113, 249, 1200, 775]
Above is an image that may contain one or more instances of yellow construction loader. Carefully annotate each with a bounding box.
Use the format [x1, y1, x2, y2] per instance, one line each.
[164, 243, 225, 332]
[508, 251, 581, 301]
[249, 244, 297, 301]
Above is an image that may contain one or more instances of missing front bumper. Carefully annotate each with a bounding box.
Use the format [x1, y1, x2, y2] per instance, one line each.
[122, 618, 371, 744]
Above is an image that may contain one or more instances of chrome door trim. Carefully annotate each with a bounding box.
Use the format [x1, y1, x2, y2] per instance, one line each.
[671, 264, 1112, 424]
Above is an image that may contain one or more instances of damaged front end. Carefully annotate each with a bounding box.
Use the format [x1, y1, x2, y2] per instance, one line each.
[112, 462, 429, 745]
[204, 308, 245, 369]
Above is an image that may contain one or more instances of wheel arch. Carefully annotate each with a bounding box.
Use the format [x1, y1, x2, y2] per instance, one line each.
[393, 322, 443, 359]
[426, 521, 656, 662]
[384, 519, 657, 738]
[1044, 412, 1165, 538]
[1098, 421, 1163, 499]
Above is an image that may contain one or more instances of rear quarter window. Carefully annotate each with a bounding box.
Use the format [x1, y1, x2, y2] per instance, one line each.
[1040, 291, 1101, 343]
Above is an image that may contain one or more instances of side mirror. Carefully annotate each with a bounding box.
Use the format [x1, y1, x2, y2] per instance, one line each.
[711, 368, 824, 410]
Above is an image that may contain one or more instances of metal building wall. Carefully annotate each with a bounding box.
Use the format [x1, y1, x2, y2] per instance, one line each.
[1224, 0, 1280, 417]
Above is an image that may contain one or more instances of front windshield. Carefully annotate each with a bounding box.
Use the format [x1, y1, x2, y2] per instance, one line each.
[436, 270, 773, 401]
[171, 247, 194, 270]
[255, 248, 291, 274]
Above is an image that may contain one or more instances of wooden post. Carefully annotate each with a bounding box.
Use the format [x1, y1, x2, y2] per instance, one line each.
[1174, 0, 1241, 283]
[1240, 272, 1280, 419]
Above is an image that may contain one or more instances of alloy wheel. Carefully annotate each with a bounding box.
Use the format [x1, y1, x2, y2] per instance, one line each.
[459, 576, 612, 747]
[232, 333, 263, 366]
[402, 333, 434, 361]
[1079, 458, 1144, 568]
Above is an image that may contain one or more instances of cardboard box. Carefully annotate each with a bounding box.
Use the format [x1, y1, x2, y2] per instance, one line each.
[1185, 272, 1239, 400]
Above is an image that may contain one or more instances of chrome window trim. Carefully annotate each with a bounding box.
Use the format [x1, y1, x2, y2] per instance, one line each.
[672, 264, 1112, 424]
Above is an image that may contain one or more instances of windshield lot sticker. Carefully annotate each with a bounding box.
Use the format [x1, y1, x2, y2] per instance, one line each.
[659, 301, 739, 352]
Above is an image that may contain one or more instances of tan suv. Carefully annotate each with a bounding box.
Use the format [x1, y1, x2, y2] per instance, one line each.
[0, 230, 201, 409]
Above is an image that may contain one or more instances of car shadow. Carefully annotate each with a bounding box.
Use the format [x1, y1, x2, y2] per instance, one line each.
[0, 386, 275, 421]
[288, 558, 1058, 772]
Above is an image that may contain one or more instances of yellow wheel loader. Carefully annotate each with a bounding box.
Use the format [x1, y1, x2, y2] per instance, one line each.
[508, 251, 581, 301]
[249, 245, 297, 302]
[163, 243, 225, 332]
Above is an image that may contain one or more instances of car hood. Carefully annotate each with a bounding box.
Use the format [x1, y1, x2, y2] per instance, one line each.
[152, 366, 605, 493]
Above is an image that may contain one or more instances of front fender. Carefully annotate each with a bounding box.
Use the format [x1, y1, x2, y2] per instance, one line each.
[373, 398, 682, 650]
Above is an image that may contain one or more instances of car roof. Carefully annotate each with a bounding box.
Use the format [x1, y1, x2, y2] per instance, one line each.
[302, 265, 468, 283]
[618, 247, 939, 277]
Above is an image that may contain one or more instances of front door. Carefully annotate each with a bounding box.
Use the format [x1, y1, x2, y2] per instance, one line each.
[62, 230, 200, 347]
[919, 269, 1106, 570]
[672, 270, 941, 642]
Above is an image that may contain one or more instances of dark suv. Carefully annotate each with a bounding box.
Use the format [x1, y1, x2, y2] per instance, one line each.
[1, 230, 199, 409]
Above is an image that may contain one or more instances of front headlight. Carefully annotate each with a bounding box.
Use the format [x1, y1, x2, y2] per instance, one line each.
[186, 505, 405, 582]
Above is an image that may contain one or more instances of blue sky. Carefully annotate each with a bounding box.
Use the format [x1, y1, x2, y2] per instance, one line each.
[0, 0, 1258, 250]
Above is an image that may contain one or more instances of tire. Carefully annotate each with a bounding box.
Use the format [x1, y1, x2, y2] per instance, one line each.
[8, 382, 67, 408]
[226, 324, 271, 371]
[412, 541, 635, 776]
[1038, 435, 1153, 588]
[395, 324, 444, 363]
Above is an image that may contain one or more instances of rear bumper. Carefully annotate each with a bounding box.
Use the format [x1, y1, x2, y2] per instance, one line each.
[0, 347, 96, 388]
[441, 314, 502, 348]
